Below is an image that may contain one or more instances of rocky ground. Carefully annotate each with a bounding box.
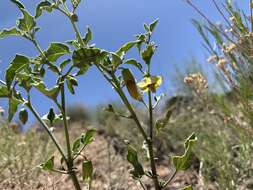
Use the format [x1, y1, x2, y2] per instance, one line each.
[0, 130, 217, 190]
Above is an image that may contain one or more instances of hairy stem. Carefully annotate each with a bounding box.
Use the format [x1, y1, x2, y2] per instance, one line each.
[26, 97, 67, 163]
[59, 83, 82, 190]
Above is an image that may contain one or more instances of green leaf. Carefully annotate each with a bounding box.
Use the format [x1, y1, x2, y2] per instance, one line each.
[83, 27, 92, 44]
[8, 97, 20, 122]
[0, 27, 22, 39]
[82, 160, 93, 184]
[17, 9, 36, 32]
[0, 85, 10, 98]
[124, 59, 142, 71]
[116, 40, 139, 57]
[45, 43, 70, 62]
[71, 0, 81, 9]
[66, 75, 78, 94]
[33, 81, 60, 100]
[144, 23, 149, 32]
[5, 54, 30, 89]
[72, 47, 105, 67]
[10, 0, 25, 9]
[48, 64, 61, 74]
[141, 44, 155, 64]
[72, 138, 81, 153]
[150, 19, 159, 32]
[35, 1, 53, 18]
[19, 108, 28, 124]
[155, 105, 175, 132]
[127, 145, 144, 179]
[172, 133, 197, 171]
[181, 185, 193, 190]
[60, 59, 71, 70]
[81, 129, 96, 146]
[111, 52, 122, 67]
[66, 78, 75, 94]
[40, 156, 54, 171]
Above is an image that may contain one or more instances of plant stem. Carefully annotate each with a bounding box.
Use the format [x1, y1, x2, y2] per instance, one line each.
[60, 83, 82, 190]
[27, 98, 67, 163]
[147, 87, 160, 189]
[250, 0, 253, 32]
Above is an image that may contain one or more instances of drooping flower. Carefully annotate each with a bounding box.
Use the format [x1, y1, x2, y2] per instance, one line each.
[138, 75, 163, 93]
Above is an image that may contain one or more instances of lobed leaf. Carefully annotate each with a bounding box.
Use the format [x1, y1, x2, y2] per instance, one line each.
[0, 27, 22, 39]
[172, 133, 197, 171]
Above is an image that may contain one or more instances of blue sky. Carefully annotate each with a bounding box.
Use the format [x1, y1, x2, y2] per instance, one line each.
[0, 0, 248, 116]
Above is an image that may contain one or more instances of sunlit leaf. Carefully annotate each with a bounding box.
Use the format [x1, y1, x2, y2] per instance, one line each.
[40, 156, 54, 171]
[150, 19, 159, 32]
[172, 133, 197, 171]
[10, 0, 25, 9]
[45, 43, 70, 62]
[71, 0, 81, 9]
[35, 1, 53, 18]
[83, 27, 92, 44]
[17, 9, 36, 32]
[8, 97, 20, 122]
[0, 27, 22, 39]
[81, 129, 96, 146]
[124, 59, 142, 71]
[33, 81, 60, 100]
[116, 40, 139, 57]
[5, 54, 30, 89]
[141, 44, 155, 64]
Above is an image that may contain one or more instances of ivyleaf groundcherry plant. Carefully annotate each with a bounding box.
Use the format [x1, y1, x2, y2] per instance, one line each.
[0, 0, 196, 189]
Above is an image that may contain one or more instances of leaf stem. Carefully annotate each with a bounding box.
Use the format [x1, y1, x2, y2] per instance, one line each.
[162, 169, 177, 188]
[26, 95, 67, 163]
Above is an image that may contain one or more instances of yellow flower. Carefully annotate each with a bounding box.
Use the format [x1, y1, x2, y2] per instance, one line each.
[138, 75, 163, 93]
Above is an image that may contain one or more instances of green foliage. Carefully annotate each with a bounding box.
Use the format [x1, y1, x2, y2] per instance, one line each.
[82, 160, 93, 184]
[0, 1, 196, 190]
[172, 133, 197, 171]
[45, 43, 70, 62]
[40, 156, 54, 171]
[127, 145, 145, 179]
[35, 1, 53, 18]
